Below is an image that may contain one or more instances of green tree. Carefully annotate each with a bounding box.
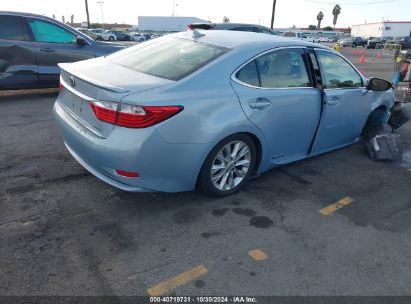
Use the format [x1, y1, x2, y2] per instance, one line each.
[316, 11, 324, 30]
[332, 4, 341, 29]
[223, 16, 230, 23]
[308, 24, 317, 30]
[323, 26, 333, 31]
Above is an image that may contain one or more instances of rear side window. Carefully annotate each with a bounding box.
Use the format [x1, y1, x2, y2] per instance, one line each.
[236, 61, 260, 87]
[229, 27, 257, 33]
[235, 49, 310, 88]
[255, 49, 310, 88]
[0, 16, 29, 41]
[256, 27, 274, 35]
[108, 37, 229, 81]
[28, 19, 75, 43]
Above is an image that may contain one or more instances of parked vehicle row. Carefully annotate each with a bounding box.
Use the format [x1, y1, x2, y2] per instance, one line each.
[336, 35, 411, 50]
[0, 11, 125, 89]
[338, 37, 367, 47]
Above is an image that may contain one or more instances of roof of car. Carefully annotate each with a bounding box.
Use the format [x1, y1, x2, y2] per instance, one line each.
[0, 11, 56, 20]
[190, 22, 273, 31]
[174, 29, 326, 50]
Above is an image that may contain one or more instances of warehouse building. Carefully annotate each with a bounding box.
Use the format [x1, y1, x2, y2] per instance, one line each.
[138, 16, 208, 32]
[351, 21, 411, 38]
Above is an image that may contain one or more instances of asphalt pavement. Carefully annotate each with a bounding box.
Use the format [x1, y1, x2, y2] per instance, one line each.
[1, 46, 411, 297]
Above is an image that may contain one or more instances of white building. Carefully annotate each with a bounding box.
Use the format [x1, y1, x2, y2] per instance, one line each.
[351, 21, 411, 38]
[138, 16, 208, 32]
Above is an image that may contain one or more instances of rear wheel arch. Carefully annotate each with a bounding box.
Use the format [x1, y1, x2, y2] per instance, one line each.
[195, 132, 263, 193]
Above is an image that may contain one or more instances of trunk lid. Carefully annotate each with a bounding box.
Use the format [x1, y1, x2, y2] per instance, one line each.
[58, 57, 173, 138]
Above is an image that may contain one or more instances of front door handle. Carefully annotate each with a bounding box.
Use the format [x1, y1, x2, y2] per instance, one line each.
[40, 48, 55, 52]
[249, 98, 272, 109]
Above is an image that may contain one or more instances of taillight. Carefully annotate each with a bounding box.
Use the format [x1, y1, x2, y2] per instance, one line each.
[90, 101, 118, 124]
[90, 101, 183, 128]
[188, 24, 193, 30]
[59, 83, 63, 92]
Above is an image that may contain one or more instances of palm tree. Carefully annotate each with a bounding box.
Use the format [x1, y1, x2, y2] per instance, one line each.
[317, 11, 324, 30]
[332, 4, 341, 29]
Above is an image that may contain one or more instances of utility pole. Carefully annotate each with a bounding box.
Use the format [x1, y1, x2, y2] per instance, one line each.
[270, 0, 277, 29]
[85, 0, 90, 28]
[172, 0, 176, 17]
[98, 1, 105, 29]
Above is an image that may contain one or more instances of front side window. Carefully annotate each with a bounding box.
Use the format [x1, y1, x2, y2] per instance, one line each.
[0, 16, 29, 41]
[255, 49, 310, 88]
[28, 19, 75, 43]
[108, 37, 229, 81]
[316, 50, 363, 89]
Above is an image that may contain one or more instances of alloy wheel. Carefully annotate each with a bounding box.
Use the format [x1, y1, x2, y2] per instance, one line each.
[210, 140, 251, 191]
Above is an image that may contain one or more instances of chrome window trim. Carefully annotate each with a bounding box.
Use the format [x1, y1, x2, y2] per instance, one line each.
[314, 48, 367, 90]
[231, 46, 316, 90]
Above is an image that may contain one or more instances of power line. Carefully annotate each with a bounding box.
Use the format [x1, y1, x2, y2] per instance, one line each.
[304, 0, 396, 5]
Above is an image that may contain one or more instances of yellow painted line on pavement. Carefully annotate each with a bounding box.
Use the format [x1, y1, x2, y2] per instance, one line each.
[319, 196, 354, 216]
[147, 265, 208, 296]
[248, 249, 268, 261]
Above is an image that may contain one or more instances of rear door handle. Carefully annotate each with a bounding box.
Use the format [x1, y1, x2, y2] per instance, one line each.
[249, 98, 272, 109]
[327, 97, 341, 106]
[40, 48, 55, 52]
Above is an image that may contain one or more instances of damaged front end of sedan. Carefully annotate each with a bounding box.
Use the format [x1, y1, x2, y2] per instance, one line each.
[360, 72, 411, 162]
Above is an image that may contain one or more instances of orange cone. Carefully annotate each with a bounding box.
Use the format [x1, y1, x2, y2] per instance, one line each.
[377, 51, 382, 59]
[360, 53, 365, 64]
[353, 48, 357, 54]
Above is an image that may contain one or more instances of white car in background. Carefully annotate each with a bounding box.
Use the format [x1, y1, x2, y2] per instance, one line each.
[128, 32, 146, 42]
[89, 29, 117, 41]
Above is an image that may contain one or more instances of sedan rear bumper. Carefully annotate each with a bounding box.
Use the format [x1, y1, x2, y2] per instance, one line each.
[53, 100, 211, 193]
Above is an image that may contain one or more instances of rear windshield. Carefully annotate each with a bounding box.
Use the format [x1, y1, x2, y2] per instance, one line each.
[108, 37, 229, 81]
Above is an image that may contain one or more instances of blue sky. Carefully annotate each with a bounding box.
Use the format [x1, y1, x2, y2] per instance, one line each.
[2, 0, 410, 27]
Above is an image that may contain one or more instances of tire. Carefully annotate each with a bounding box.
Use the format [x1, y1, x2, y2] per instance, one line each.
[96, 36, 102, 41]
[109, 36, 114, 41]
[198, 134, 257, 197]
[140, 38, 144, 42]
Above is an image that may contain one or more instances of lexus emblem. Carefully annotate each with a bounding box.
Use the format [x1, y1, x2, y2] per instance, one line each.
[70, 76, 75, 87]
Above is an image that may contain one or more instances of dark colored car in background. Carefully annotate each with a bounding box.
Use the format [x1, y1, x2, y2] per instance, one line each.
[352, 37, 367, 47]
[399, 36, 411, 50]
[366, 37, 386, 49]
[108, 30, 132, 41]
[188, 22, 278, 35]
[0, 11, 125, 90]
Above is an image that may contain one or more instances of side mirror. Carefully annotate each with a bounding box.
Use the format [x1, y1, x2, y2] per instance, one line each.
[76, 36, 87, 46]
[366, 78, 392, 91]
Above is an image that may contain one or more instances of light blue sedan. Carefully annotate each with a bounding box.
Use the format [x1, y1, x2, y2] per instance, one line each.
[54, 30, 394, 196]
